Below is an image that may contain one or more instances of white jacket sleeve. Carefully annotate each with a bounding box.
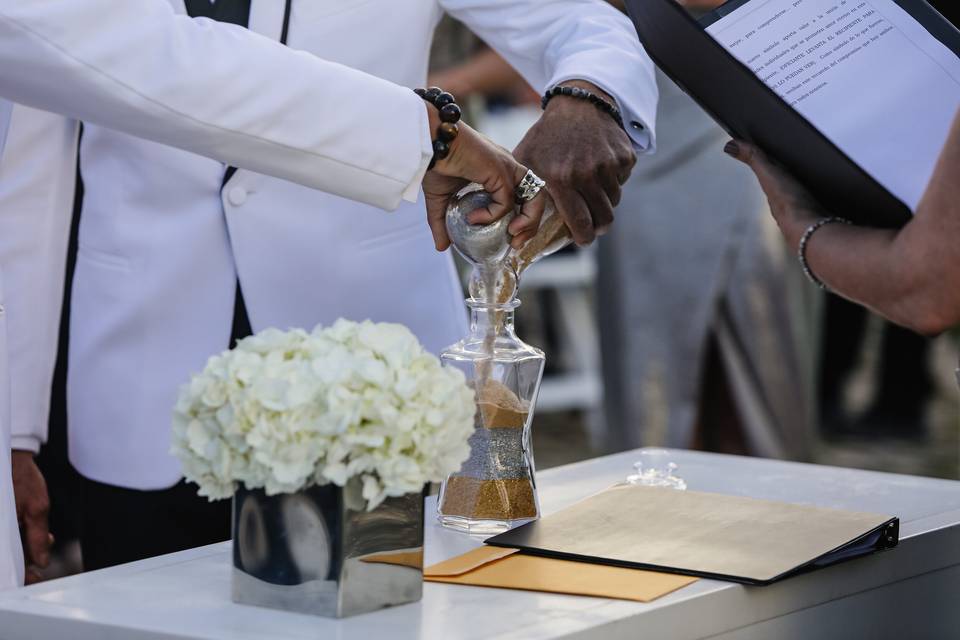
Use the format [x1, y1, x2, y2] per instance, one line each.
[442, 0, 659, 151]
[0, 105, 76, 454]
[0, 0, 433, 210]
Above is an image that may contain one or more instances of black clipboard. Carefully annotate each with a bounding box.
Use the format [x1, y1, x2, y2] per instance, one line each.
[623, 0, 960, 228]
[486, 485, 900, 586]
[487, 518, 899, 586]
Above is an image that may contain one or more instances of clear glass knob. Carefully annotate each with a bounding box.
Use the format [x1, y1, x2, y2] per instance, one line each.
[625, 449, 687, 490]
[467, 264, 517, 303]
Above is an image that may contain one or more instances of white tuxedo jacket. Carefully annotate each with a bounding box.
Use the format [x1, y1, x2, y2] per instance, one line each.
[0, 266, 16, 590]
[0, 100, 16, 589]
[0, 103, 78, 589]
[0, 0, 452, 588]
[0, 102, 18, 584]
[4, 0, 658, 492]
[0, 0, 436, 208]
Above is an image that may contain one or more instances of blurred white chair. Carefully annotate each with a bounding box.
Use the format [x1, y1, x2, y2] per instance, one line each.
[521, 248, 606, 449]
[479, 105, 607, 449]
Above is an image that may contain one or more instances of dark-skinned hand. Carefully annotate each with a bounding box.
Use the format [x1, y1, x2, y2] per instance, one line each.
[12, 450, 52, 584]
[512, 80, 637, 246]
[422, 105, 546, 251]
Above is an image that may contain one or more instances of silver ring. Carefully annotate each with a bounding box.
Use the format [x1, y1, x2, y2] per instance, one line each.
[515, 169, 546, 204]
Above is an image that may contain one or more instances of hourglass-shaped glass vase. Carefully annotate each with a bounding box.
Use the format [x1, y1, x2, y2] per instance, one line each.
[436, 293, 545, 535]
[437, 184, 547, 535]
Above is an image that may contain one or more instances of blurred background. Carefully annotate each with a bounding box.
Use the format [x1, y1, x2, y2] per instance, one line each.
[33, 0, 960, 580]
[428, 0, 960, 481]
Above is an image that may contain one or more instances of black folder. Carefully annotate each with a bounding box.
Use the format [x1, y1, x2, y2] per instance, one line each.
[622, 0, 960, 228]
[486, 485, 899, 586]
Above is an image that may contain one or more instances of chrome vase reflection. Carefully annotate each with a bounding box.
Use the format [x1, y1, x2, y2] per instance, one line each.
[232, 479, 424, 618]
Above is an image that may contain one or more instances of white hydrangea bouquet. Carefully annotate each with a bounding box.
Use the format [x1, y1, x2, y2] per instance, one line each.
[171, 319, 475, 510]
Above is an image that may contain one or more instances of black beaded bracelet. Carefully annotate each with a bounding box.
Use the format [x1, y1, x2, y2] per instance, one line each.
[414, 87, 462, 170]
[541, 84, 624, 129]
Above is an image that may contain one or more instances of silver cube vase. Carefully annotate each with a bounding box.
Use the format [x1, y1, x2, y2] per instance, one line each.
[231, 478, 424, 618]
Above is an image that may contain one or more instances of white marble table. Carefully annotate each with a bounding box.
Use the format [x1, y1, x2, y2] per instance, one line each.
[2, 449, 960, 640]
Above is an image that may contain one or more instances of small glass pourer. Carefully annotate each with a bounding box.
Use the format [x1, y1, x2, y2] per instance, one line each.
[445, 183, 573, 296]
[625, 449, 687, 491]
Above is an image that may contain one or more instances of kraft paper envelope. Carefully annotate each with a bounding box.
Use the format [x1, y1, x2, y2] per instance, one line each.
[424, 545, 698, 602]
[360, 549, 424, 569]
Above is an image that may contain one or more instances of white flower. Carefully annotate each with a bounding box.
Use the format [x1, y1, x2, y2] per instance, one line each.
[171, 320, 475, 510]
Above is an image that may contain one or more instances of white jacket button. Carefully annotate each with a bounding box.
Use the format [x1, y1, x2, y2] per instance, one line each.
[227, 186, 248, 207]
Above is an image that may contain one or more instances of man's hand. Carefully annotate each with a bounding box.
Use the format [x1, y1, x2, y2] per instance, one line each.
[12, 450, 52, 584]
[423, 108, 545, 251]
[513, 80, 637, 246]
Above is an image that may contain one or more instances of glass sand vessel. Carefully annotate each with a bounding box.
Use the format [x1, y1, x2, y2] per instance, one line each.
[436, 185, 558, 535]
[437, 291, 545, 534]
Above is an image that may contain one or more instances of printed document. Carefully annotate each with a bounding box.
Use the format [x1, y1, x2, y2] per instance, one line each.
[707, 0, 960, 211]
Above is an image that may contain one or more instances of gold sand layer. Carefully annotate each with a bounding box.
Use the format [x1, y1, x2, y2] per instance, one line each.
[440, 476, 538, 520]
[475, 380, 528, 429]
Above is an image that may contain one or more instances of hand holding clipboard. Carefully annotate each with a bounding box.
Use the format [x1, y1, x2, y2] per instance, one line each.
[624, 0, 960, 227]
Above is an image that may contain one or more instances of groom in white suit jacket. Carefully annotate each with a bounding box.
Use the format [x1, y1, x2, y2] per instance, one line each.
[5, 0, 658, 572]
[0, 1, 522, 588]
[0, 0, 549, 586]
